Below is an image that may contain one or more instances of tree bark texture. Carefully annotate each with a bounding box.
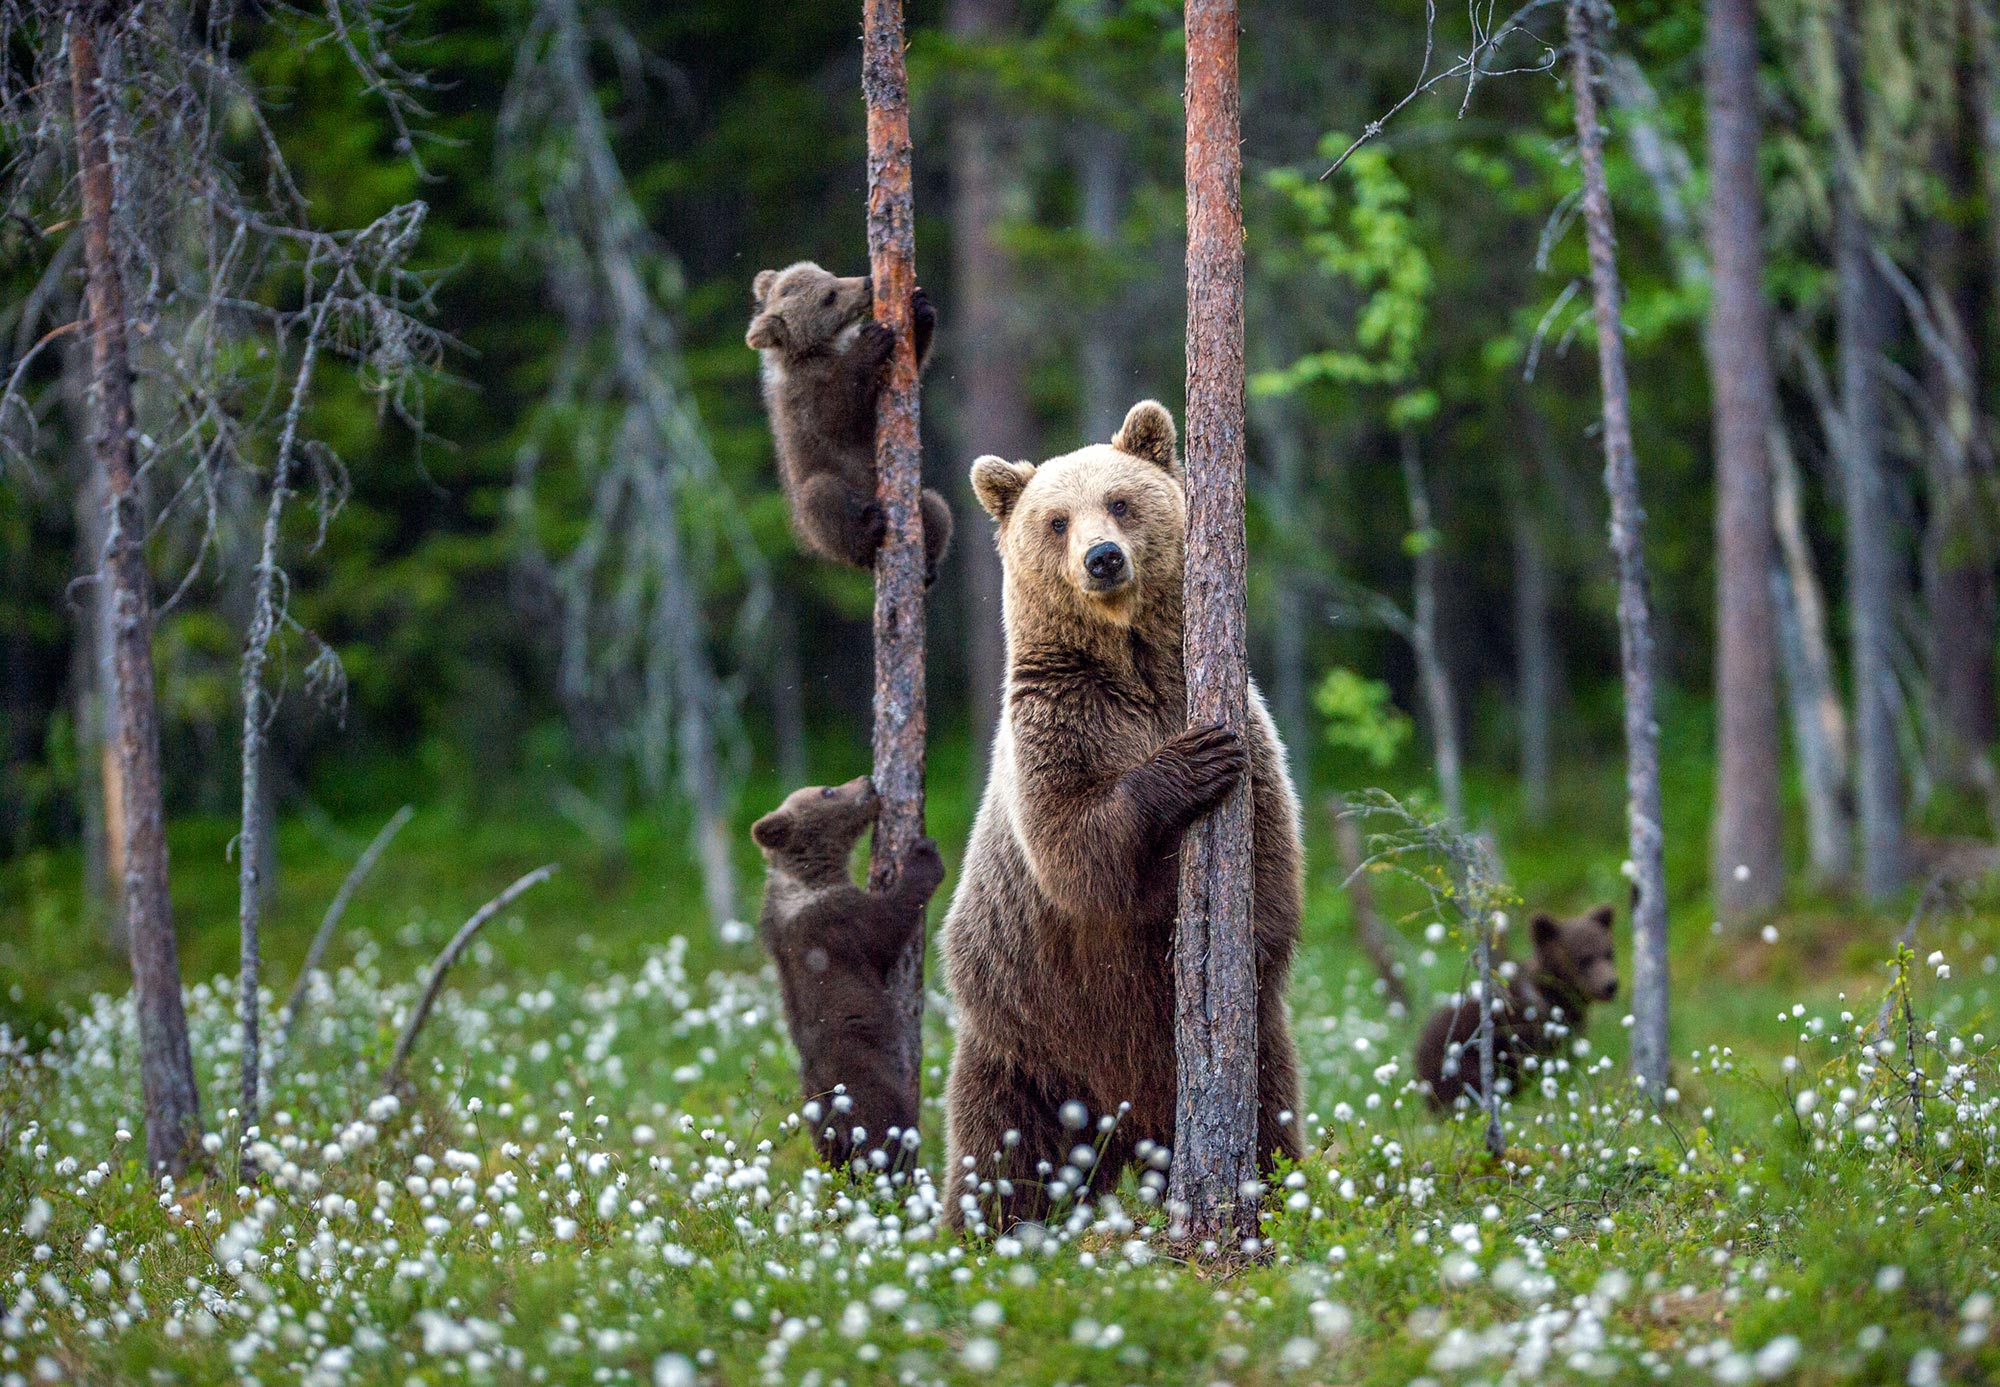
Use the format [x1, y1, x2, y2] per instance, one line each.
[948, 0, 1027, 759]
[1921, 0, 1997, 791]
[1569, 0, 1671, 1097]
[1171, 0, 1260, 1254]
[1401, 431, 1464, 825]
[1704, 0, 1785, 922]
[1770, 422, 1854, 884]
[68, 8, 203, 1175]
[1835, 0, 1906, 899]
[863, 0, 930, 1127]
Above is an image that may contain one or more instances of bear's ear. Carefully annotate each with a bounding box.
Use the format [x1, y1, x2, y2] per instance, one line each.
[1588, 903, 1615, 933]
[751, 809, 792, 853]
[1531, 912, 1560, 949]
[1113, 399, 1179, 470]
[971, 455, 1036, 521]
[752, 269, 778, 306]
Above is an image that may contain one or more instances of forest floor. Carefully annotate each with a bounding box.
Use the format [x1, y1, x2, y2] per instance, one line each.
[3, 740, 1999, 1386]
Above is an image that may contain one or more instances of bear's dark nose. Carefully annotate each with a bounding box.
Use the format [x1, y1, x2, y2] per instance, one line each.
[1084, 542, 1127, 583]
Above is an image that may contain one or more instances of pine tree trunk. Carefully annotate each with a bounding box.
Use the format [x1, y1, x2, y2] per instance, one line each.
[1921, 0, 1997, 792]
[1835, 0, 1906, 899]
[1769, 422, 1854, 884]
[1569, 0, 1672, 1098]
[1171, 0, 1260, 1255]
[948, 0, 1027, 758]
[68, 7, 203, 1175]
[1400, 431, 1463, 824]
[1705, 0, 1785, 921]
[862, 0, 930, 1126]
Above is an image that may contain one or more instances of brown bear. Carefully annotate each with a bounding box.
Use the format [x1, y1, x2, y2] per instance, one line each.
[1413, 904, 1619, 1110]
[939, 400, 1305, 1233]
[746, 261, 952, 583]
[752, 777, 946, 1171]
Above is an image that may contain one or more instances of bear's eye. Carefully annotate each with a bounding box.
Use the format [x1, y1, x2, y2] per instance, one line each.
[1049, 515, 1068, 536]
[822, 289, 837, 306]
[1109, 498, 1129, 518]
[820, 786, 837, 799]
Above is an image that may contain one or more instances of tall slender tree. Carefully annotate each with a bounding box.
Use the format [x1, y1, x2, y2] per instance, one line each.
[863, 0, 932, 1127]
[1569, 0, 1672, 1096]
[1172, 0, 1260, 1253]
[1705, 0, 1785, 921]
[1834, 0, 1905, 898]
[66, 4, 202, 1175]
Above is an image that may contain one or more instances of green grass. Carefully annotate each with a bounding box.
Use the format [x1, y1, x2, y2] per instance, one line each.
[3, 730, 1999, 1385]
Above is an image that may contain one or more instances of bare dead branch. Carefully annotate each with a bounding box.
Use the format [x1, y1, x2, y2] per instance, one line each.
[383, 865, 558, 1092]
[276, 804, 413, 1044]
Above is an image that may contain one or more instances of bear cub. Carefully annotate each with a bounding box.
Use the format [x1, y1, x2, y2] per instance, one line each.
[752, 777, 946, 1170]
[1415, 904, 1618, 1109]
[746, 261, 953, 583]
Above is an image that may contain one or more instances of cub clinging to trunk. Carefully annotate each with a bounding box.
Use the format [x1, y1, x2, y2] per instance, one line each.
[746, 261, 952, 583]
[753, 776, 946, 1171]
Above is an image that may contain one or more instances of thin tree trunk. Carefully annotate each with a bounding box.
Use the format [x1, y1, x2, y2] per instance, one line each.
[1921, 0, 1997, 792]
[948, 0, 1027, 758]
[1835, 0, 1906, 899]
[863, 0, 930, 1127]
[1400, 431, 1463, 824]
[236, 288, 335, 1135]
[1569, 0, 1671, 1098]
[69, 8, 202, 1175]
[1328, 795, 1409, 1010]
[1511, 488, 1554, 826]
[1770, 421, 1854, 883]
[1474, 908, 1504, 1157]
[1171, 0, 1259, 1255]
[1705, 0, 1785, 921]
[68, 366, 114, 931]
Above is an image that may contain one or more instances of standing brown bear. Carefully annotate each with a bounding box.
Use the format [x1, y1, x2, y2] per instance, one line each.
[753, 777, 946, 1171]
[940, 400, 1304, 1233]
[746, 261, 952, 583]
[1414, 904, 1619, 1109]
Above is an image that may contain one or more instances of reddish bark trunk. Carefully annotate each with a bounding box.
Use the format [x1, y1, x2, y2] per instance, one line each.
[68, 8, 203, 1175]
[1705, 0, 1785, 922]
[1569, 0, 1671, 1097]
[1170, 0, 1260, 1254]
[862, 0, 930, 1133]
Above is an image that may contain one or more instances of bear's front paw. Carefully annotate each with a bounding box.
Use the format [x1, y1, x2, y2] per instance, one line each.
[1156, 722, 1247, 812]
[858, 320, 896, 367]
[901, 837, 946, 898]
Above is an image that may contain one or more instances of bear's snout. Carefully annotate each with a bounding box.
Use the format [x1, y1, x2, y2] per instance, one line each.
[1083, 541, 1129, 589]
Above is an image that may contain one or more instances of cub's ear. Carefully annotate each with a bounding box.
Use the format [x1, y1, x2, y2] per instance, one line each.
[750, 809, 792, 853]
[971, 455, 1036, 521]
[752, 269, 777, 305]
[1588, 903, 1615, 932]
[744, 313, 785, 351]
[1113, 399, 1179, 470]
[1531, 911, 1560, 949]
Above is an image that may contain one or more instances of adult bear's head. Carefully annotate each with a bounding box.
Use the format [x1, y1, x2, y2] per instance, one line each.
[970, 400, 1185, 634]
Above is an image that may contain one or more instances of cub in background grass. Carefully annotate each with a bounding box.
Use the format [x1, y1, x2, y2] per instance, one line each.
[746, 261, 952, 583]
[752, 777, 945, 1171]
[1415, 904, 1619, 1109]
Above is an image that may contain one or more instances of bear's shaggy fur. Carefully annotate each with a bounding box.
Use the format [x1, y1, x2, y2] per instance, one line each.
[939, 400, 1305, 1232]
[1414, 904, 1619, 1109]
[752, 777, 946, 1171]
[746, 261, 952, 583]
